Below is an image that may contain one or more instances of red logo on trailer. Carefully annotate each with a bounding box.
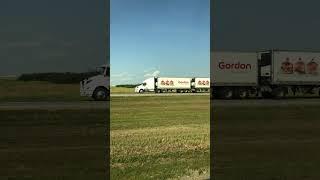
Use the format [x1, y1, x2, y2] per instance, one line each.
[218, 61, 252, 70]
[161, 79, 175, 86]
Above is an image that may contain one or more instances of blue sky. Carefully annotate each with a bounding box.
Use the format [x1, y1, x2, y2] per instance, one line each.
[110, 0, 210, 85]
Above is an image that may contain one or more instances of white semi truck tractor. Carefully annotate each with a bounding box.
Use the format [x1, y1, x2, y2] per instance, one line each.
[135, 77, 210, 93]
[211, 50, 320, 99]
[80, 65, 110, 101]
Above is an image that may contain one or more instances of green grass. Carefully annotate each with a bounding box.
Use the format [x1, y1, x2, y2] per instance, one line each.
[0, 109, 107, 179]
[213, 105, 320, 180]
[111, 96, 210, 179]
[111, 87, 135, 94]
[0, 79, 88, 102]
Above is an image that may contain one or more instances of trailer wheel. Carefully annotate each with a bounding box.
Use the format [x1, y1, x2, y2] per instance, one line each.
[272, 87, 287, 99]
[93, 87, 109, 101]
[221, 88, 233, 99]
[234, 89, 247, 99]
[261, 91, 272, 99]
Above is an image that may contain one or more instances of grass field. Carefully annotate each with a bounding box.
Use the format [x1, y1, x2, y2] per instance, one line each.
[3, 77, 320, 179]
[0, 109, 107, 179]
[0, 79, 87, 102]
[0, 79, 137, 101]
[213, 105, 320, 180]
[111, 96, 210, 179]
[111, 86, 135, 94]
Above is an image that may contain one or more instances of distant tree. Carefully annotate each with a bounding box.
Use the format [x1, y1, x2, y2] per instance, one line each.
[17, 71, 100, 84]
[115, 84, 139, 88]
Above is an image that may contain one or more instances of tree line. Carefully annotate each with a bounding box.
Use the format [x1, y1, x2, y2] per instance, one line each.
[17, 72, 100, 84]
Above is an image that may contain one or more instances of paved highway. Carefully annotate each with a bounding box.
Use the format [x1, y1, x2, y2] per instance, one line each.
[0, 98, 319, 110]
[213, 98, 320, 107]
[111, 93, 210, 97]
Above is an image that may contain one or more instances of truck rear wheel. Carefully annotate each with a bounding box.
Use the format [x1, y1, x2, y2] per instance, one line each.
[93, 87, 109, 101]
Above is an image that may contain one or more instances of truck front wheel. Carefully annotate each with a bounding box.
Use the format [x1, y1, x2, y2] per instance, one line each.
[139, 89, 144, 93]
[93, 87, 109, 101]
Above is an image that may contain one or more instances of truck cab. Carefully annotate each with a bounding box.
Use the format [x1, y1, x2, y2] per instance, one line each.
[135, 77, 155, 93]
[80, 65, 110, 101]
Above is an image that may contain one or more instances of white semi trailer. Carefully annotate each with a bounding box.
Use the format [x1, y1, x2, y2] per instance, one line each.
[211, 50, 320, 99]
[135, 77, 210, 93]
[80, 64, 110, 101]
[211, 51, 258, 99]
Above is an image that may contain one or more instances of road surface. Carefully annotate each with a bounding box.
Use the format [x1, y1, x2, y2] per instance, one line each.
[0, 98, 319, 110]
[111, 93, 210, 97]
[213, 98, 320, 107]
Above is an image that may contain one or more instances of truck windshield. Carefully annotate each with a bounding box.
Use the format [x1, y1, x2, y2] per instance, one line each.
[143, 83, 146, 86]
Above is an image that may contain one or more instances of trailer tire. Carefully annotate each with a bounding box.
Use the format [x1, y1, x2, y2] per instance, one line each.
[93, 87, 109, 101]
[221, 88, 233, 99]
[272, 87, 287, 99]
[261, 91, 272, 99]
[236, 89, 248, 99]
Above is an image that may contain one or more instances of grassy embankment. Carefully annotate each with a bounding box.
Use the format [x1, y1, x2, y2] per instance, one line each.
[0, 109, 107, 179]
[111, 96, 210, 179]
[0, 79, 135, 101]
[0, 79, 84, 101]
[213, 105, 320, 180]
[110, 86, 134, 94]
